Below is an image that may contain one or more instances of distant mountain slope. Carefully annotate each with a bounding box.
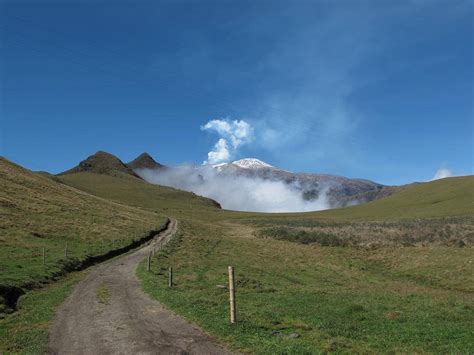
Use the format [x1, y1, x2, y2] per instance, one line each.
[127, 152, 165, 171]
[309, 175, 474, 220]
[60, 151, 140, 179]
[214, 158, 399, 208]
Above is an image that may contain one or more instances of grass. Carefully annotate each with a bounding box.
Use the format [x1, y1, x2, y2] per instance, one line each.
[96, 283, 110, 305]
[58, 172, 221, 214]
[255, 216, 474, 247]
[0, 271, 85, 354]
[252, 176, 474, 222]
[138, 219, 474, 353]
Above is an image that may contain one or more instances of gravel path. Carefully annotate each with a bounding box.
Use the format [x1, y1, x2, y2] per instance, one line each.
[49, 219, 231, 354]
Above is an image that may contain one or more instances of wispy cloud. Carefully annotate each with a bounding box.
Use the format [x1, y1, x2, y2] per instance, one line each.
[431, 166, 453, 181]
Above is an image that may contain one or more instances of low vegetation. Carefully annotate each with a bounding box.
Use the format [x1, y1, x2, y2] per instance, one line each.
[256, 217, 474, 248]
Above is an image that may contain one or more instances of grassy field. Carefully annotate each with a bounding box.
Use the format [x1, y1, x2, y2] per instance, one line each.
[2, 160, 473, 353]
[138, 218, 473, 353]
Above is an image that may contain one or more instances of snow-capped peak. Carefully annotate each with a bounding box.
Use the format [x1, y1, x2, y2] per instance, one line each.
[231, 158, 274, 169]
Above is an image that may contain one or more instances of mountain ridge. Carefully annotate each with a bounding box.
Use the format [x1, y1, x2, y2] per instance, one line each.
[60, 151, 403, 209]
[211, 157, 398, 208]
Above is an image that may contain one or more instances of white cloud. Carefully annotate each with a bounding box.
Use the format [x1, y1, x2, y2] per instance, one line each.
[201, 119, 253, 164]
[202, 119, 253, 148]
[431, 167, 453, 181]
[204, 138, 230, 165]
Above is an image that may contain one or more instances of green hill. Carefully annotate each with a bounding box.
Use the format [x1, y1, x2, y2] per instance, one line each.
[315, 175, 474, 220]
[58, 172, 222, 214]
[248, 176, 474, 225]
[0, 157, 165, 311]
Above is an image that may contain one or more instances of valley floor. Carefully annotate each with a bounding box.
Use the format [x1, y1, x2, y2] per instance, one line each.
[139, 217, 474, 354]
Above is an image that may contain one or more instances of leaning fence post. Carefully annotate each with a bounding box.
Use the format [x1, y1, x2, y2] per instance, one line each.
[168, 267, 173, 288]
[42, 247, 46, 266]
[228, 266, 236, 323]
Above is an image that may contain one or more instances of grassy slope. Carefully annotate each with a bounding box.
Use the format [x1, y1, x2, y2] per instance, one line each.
[57, 172, 474, 353]
[58, 172, 221, 215]
[260, 176, 474, 222]
[0, 158, 166, 290]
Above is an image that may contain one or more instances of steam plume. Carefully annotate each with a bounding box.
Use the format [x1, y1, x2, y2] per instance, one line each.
[431, 167, 453, 181]
[201, 119, 253, 165]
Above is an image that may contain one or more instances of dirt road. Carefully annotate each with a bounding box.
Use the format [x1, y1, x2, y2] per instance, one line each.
[49, 219, 231, 354]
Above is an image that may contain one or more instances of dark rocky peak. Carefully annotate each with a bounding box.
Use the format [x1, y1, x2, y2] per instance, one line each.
[59, 151, 140, 178]
[127, 152, 165, 171]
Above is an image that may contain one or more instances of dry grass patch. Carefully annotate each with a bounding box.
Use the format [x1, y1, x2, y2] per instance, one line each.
[96, 283, 110, 305]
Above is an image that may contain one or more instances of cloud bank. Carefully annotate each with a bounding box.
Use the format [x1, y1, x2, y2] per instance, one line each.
[136, 166, 330, 213]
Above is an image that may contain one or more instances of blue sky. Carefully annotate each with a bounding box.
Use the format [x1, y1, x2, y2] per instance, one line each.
[1, 0, 472, 185]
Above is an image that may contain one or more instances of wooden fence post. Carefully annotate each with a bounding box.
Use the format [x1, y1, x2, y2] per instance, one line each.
[147, 251, 152, 272]
[168, 267, 173, 288]
[65, 243, 68, 258]
[228, 266, 236, 324]
[42, 247, 46, 266]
